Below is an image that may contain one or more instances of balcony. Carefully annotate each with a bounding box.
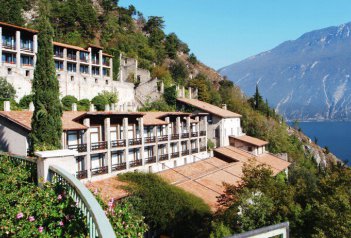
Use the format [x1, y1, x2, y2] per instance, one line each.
[54, 52, 64, 58]
[112, 162, 127, 172]
[171, 134, 179, 140]
[103, 62, 110, 67]
[67, 54, 77, 61]
[130, 159, 142, 168]
[80, 58, 88, 63]
[111, 139, 126, 148]
[159, 154, 168, 161]
[145, 136, 156, 144]
[91, 166, 108, 176]
[92, 59, 99, 65]
[182, 150, 190, 156]
[129, 138, 142, 146]
[191, 148, 199, 154]
[91, 141, 108, 151]
[191, 132, 199, 137]
[171, 152, 180, 158]
[3, 43, 16, 50]
[181, 133, 189, 139]
[200, 146, 207, 152]
[76, 170, 88, 179]
[158, 135, 168, 142]
[21, 46, 33, 53]
[145, 156, 156, 164]
[200, 131, 206, 136]
[68, 143, 87, 153]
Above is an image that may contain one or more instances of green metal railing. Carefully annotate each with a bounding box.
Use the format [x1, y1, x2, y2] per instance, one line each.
[49, 165, 116, 238]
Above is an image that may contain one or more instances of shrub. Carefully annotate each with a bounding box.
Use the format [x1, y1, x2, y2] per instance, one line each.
[92, 95, 108, 111]
[0, 77, 16, 100]
[61, 95, 78, 111]
[19, 94, 34, 109]
[163, 85, 177, 107]
[77, 99, 90, 111]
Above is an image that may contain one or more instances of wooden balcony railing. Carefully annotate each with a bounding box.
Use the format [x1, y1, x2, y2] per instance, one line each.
[21, 46, 33, 52]
[91, 166, 108, 176]
[111, 162, 127, 171]
[91, 141, 108, 151]
[182, 150, 190, 156]
[191, 148, 199, 154]
[159, 154, 168, 161]
[200, 146, 207, 152]
[76, 170, 88, 179]
[200, 131, 206, 136]
[54, 52, 64, 58]
[3, 43, 16, 50]
[103, 62, 110, 67]
[145, 156, 156, 164]
[111, 139, 125, 148]
[68, 143, 88, 153]
[130, 159, 142, 168]
[191, 132, 199, 137]
[67, 54, 77, 60]
[171, 152, 180, 158]
[181, 133, 189, 139]
[80, 58, 88, 63]
[145, 136, 156, 144]
[129, 138, 142, 146]
[171, 134, 179, 140]
[158, 135, 168, 142]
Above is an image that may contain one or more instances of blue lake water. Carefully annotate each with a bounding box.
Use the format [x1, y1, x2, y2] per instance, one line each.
[298, 121, 351, 165]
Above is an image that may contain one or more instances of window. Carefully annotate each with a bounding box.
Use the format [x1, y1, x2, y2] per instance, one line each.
[20, 38, 33, 50]
[67, 63, 77, 72]
[111, 151, 124, 165]
[25, 70, 30, 77]
[92, 66, 99, 75]
[91, 154, 104, 169]
[80, 52, 89, 62]
[106, 80, 108, 85]
[80, 65, 89, 74]
[7, 68, 12, 75]
[248, 147, 253, 152]
[103, 68, 110, 77]
[55, 61, 63, 71]
[90, 127, 100, 143]
[53, 46, 63, 58]
[71, 76, 74, 81]
[2, 53, 16, 64]
[21, 55, 33, 66]
[207, 115, 213, 124]
[2, 35, 15, 49]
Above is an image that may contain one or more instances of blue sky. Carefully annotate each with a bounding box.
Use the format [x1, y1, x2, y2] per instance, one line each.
[119, 0, 351, 69]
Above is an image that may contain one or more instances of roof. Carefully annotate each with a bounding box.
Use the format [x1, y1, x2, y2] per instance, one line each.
[53, 41, 88, 52]
[214, 146, 254, 163]
[0, 21, 38, 33]
[231, 135, 269, 146]
[142, 111, 191, 126]
[88, 44, 103, 49]
[0, 111, 87, 131]
[177, 98, 241, 118]
[102, 52, 113, 58]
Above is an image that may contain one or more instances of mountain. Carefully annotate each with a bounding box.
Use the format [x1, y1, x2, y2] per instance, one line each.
[219, 22, 351, 121]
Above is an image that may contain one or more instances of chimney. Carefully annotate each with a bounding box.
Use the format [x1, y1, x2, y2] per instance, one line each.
[105, 104, 110, 111]
[71, 103, 77, 111]
[188, 87, 192, 99]
[3, 101, 10, 111]
[29, 102, 35, 111]
[194, 88, 198, 99]
[89, 104, 95, 112]
[160, 81, 164, 93]
[111, 103, 115, 111]
[222, 104, 227, 110]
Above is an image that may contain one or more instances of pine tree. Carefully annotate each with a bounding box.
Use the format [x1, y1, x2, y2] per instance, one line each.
[30, 2, 62, 151]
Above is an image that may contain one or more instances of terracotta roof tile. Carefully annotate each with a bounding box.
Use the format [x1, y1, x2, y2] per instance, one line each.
[0, 111, 87, 131]
[142, 111, 190, 126]
[0, 21, 38, 33]
[231, 135, 269, 146]
[177, 98, 241, 118]
[53, 41, 88, 52]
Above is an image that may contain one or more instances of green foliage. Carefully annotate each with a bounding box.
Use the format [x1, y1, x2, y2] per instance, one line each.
[169, 60, 189, 85]
[91, 91, 118, 111]
[163, 86, 177, 107]
[139, 99, 175, 112]
[30, 8, 62, 152]
[189, 53, 198, 64]
[188, 74, 221, 105]
[119, 172, 211, 237]
[151, 66, 174, 87]
[0, 77, 16, 99]
[98, 90, 118, 104]
[209, 222, 232, 238]
[0, 155, 87, 237]
[77, 99, 90, 111]
[19, 94, 34, 109]
[0, 99, 19, 111]
[165, 33, 181, 59]
[61, 95, 78, 111]
[207, 139, 215, 151]
[0, 0, 32, 25]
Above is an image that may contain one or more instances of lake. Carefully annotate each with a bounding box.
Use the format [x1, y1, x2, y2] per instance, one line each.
[298, 121, 351, 165]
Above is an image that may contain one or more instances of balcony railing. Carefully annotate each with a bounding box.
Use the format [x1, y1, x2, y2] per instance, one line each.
[191, 148, 199, 154]
[145, 136, 156, 144]
[91, 141, 108, 151]
[68, 143, 87, 153]
[145, 156, 156, 164]
[191, 132, 199, 137]
[130, 159, 142, 168]
[182, 150, 190, 156]
[92, 60, 99, 65]
[200, 146, 207, 152]
[171, 134, 179, 140]
[54, 52, 64, 58]
[129, 138, 142, 146]
[171, 152, 179, 158]
[91, 166, 108, 176]
[76, 170, 88, 179]
[21, 46, 33, 52]
[112, 162, 127, 171]
[200, 131, 206, 136]
[159, 154, 168, 161]
[158, 135, 168, 142]
[3, 43, 16, 50]
[103, 62, 110, 67]
[111, 139, 126, 148]
[80, 58, 88, 63]
[181, 133, 189, 139]
[67, 54, 77, 61]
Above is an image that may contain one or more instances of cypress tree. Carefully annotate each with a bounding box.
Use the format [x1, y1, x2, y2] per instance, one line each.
[30, 3, 62, 151]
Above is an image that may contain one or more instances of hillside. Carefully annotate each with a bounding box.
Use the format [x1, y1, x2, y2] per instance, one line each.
[219, 22, 351, 121]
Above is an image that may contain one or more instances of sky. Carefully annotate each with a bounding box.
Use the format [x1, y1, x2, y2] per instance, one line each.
[119, 0, 351, 70]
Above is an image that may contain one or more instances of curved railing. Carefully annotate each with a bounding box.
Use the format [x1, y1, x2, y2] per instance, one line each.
[49, 165, 116, 238]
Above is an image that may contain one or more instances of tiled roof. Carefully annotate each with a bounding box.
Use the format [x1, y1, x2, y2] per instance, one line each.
[177, 98, 241, 118]
[0, 21, 38, 33]
[142, 111, 191, 126]
[231, 135, 269, 146]
[214, 146, 254, 163]
[102, 52, 113, 57]
[88, 44, 103, 49]
[0, 111, 87, 131]
[53, 41, 88, 52]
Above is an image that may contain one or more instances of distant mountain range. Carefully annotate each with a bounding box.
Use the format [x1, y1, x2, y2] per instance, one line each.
[219, 22, 351, 121]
